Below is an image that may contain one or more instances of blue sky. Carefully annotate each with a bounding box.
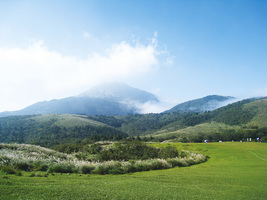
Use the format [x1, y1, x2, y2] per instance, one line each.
[0, 0, 266, 112]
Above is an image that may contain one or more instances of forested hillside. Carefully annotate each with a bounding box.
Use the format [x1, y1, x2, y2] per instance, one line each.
[151, 98, 267, 142]
[0, 97, 266, 147]
[0, 114, 128, 147]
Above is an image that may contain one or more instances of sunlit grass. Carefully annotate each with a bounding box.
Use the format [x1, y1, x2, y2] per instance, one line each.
[0, 142, 266, 199]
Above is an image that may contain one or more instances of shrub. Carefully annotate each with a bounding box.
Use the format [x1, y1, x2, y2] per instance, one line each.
[47, 163, 77, 173]
[108, 167, 125, 174]
[121, 164, 136, 173]
[97, 141, 159, 161]
[81, 165, 94, 174]
[158, 146, 178, 159]
[92, 164, 109, 175]
[166, 157, 191, 167]
[14, 161, 33, 171]
[179, 151, 189, 158]
[166, 158, 179, 167]
[134, 162, 149, 172]
[176, 159, 187, 167]
[15, 171, 23, 176]
[184, 157, 195, 165]
[0, 143, 207, 175]
[35, 163, 49, 172]
[1, 165, 16, 174]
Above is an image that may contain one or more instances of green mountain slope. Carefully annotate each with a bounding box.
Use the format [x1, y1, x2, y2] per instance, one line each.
[151, 98, 267, 142]
[0, 97, 266, 147]
[243, 98, 267, 127]
[0, 114, 128, 147]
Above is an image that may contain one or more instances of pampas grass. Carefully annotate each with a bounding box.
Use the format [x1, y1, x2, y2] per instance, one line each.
[1, 143, 207, 175]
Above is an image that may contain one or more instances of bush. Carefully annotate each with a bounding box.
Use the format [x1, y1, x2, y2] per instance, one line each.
[81, 165, 94, 174]
[147, 160, 164, 170]
[14, 161, 33, 171]
[97, 141, 182, 161]
[134, 162, 149, 172]
[35, 163, 49, 171]
[121, 164, 136, 173]
[1, 165, 16, 174]
[92, 164, 110, 175]
[108, 167, 125, 174]
[180, 151, 189, 158]
[15, 171, 23, 176]
[166, 158, 179, 167]
[177, 159, 189, 167]
[158, 146, 178, 159]
[47, 163, 77, 173]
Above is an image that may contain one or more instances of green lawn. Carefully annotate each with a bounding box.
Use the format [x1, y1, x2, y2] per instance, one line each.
[1, 142, 266, 199]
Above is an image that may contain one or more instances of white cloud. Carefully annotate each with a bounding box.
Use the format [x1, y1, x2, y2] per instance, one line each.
[135, 100, 175, 114]
[0, 38, 160, 112]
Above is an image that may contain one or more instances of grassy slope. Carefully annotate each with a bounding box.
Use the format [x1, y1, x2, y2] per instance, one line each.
[151, 98, 267, 140]
[1, 142, 266, 199]
[31, 114, 108, 128]
[152, 121, 241, 138]
[244, 98, 267, 128]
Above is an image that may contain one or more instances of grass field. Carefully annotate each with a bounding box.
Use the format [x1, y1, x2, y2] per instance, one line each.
[1, 142, 266, 199]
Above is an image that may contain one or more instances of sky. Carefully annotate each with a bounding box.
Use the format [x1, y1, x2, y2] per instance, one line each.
[0, 0, 266, 113]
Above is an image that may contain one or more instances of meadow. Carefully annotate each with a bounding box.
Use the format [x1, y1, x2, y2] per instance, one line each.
[0, 142, 266, 199]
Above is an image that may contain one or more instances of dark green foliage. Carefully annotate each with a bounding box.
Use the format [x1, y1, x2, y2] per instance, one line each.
[34, 163, 49, 172]
[97, 141, 159, 161]
[108, 167, 125, 175]
[0, 115, 128, 147]
[14, 162, 33, 171]
[158, 146, 178, 159]
[212, 99, 258, 125]
[96, 141, 178, 161]
[15, 170, 22, 176]
[81, 165, 94, 174]
[1, 165, 17, 174]
[86, 144, 102, 154]
[86, 115, 124, 128]
[92, 164, 112, 175]
[86, 112, 188, 136]
[47, 164, 77, 173]
[159, 125, 267, 143]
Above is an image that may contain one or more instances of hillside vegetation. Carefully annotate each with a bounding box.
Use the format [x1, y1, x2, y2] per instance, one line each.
[0, 114, 128, 147]
[0, 142, 206, 175]
[0, 97, 266, 146]
[151, 98, 267, 142]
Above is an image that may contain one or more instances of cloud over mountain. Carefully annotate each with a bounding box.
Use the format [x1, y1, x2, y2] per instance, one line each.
[0, 37, 161, 112]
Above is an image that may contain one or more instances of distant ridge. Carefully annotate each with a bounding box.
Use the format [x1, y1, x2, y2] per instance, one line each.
[0, 82, 158, 117]
[165, 95, 235, 113]
[80, 82, 159, 103]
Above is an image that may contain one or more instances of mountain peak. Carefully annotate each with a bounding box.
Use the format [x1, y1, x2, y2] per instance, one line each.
[165, 95, 235, 113]
[80, 82, 159, 103]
